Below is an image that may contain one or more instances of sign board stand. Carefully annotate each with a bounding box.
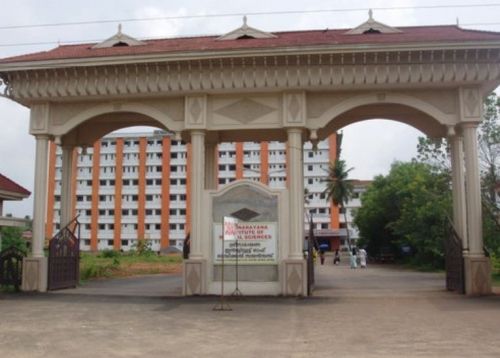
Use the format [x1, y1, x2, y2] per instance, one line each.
[231, 238, 242, 297]
[213, 216, 235, 311]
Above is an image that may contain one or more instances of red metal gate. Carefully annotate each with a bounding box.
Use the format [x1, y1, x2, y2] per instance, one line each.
[48, 218, 80, 290]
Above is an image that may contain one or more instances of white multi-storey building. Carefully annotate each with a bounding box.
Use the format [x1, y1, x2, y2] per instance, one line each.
[46, 131, 345, 252]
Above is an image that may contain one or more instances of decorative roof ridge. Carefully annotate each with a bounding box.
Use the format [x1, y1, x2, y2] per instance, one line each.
[92, 24, 146, 49]
[217, 16, 277, 40]
[345, 9, 402, 35]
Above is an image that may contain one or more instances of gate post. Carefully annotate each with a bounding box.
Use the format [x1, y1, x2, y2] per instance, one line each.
[448, 130, 468, 252]
[22, 133, 50, 292]
[459, 87, 492, 295]
[462, 122, 492, 295]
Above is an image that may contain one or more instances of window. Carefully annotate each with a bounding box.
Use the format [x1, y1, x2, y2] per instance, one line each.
[145, 209, 153, 215]
[132, 209, 138, 216]
[146, 195, 153, 201]
[308, 152, 313, 158]
[171, 152, 178, 159]
[155, 224, 161, 230]
[121, 240, 129, 246]
[169, 209, 176, 215]
[307, 165, 313, 171]
[99, 209, 105, 215]
[99, 224, 105, 230]
[107, 240, 114, 246]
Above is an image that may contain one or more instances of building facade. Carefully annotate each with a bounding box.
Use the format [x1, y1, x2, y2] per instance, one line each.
[46, 131, 343, 252]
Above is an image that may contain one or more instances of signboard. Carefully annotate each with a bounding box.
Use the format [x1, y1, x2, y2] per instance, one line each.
[214, 222, 277, 264]
[223, 216, 238, 241]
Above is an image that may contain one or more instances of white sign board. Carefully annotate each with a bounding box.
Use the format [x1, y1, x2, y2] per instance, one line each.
[214, 222, 277, 264]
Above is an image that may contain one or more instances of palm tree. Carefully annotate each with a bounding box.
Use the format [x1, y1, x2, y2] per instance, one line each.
[323, 159, 354, 250]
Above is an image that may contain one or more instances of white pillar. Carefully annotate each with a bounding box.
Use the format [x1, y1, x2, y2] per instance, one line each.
[287, 128, 304, 260]
[449, 134, 468, 251]
[462, 123, 484, 256]
[204, 142, 217, 190]
[60, 146, 74, 228]
[32, 135, 50, 258]
[190, 130, 205, 259]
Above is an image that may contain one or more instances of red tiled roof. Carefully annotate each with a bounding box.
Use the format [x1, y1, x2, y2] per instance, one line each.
[0, 173, 31, 197]
[2, 25, 500, 64]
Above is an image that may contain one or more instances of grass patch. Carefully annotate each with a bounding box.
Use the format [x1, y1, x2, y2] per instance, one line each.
[80, 252, 182, 281]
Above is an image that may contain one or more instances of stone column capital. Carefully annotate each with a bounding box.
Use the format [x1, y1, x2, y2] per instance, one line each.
[34, 134, 51, 141]
[460, 122, 480, 130]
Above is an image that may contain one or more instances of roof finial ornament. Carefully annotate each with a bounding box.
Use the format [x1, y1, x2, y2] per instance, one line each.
[456, 17, 460, 27]
[368, 9, 373, 21]
[118, 23, 122, 35]
[243, 15, 248, 28]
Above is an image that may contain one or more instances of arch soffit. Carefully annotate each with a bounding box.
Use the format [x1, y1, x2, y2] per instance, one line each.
[53, 102, 183, 136]
[211, 178, 283, 198]
[310, 93, 456, 133]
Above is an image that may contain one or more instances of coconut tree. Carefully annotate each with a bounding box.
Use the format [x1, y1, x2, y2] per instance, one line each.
[323, 159, 354, 250]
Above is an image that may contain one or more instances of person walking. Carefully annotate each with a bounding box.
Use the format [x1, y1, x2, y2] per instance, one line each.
[350, 247, 357, 269]
[358, 248, 367, 268]
[319, 250, 325, 265]
[333, 249, 340, 265]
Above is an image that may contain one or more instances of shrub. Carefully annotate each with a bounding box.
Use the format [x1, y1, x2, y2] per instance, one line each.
[99, 249, 120, 258]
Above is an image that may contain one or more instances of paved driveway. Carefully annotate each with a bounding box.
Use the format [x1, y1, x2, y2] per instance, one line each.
[1, 260, 499, 357]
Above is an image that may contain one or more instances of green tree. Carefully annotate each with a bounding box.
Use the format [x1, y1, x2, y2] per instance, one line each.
[323, 159, 354, 250]
[0, 226, 27, 252]
[478, 93, 500, 205]
[354, 161, 451, 269]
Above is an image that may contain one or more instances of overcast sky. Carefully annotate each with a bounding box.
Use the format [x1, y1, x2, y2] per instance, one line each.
[1, 0, 499, 217]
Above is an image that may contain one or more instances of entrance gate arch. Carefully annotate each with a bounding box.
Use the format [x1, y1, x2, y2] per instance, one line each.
[1, 16, 499, 295]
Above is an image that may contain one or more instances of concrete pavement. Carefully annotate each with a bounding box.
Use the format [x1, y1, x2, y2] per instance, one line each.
[0, 260, 499, 357]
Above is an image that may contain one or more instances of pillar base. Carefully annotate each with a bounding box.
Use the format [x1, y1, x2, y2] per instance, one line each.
[21, 257, 48, 292]
[183, 259, 207, 296]
[282, 259, 307, 296]
[464, 255, 492, 296]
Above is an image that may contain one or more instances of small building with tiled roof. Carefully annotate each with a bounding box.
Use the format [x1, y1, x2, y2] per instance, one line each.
[0, 173, 31, 233]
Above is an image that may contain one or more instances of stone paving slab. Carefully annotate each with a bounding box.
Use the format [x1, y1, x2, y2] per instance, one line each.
[0, 261, 499, 357]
